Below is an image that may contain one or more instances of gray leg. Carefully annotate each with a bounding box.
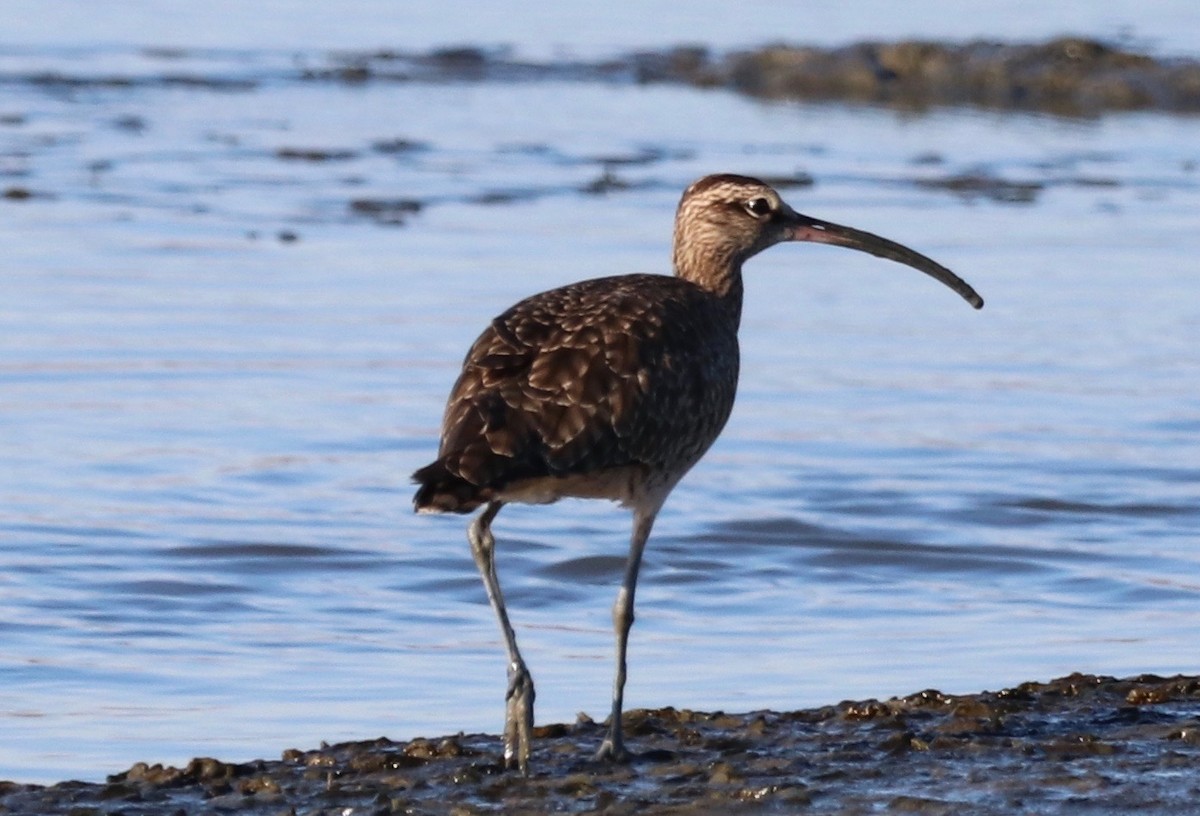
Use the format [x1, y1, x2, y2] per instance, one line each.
[594, 506, 658, 762]
[468, 501, 535, 774]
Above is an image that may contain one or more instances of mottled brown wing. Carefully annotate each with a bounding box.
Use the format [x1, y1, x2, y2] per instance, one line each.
[414, 274, 739, 510]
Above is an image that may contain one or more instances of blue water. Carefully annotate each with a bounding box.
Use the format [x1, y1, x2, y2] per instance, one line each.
[2, 1, 1199, 784]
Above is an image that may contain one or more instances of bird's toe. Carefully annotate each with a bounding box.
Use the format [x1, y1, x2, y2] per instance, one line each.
[592, 736, 630, 764]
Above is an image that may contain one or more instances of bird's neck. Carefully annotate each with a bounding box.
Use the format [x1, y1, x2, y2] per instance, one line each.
[672, 241, 746, 302]
[672, 250, 745, 335]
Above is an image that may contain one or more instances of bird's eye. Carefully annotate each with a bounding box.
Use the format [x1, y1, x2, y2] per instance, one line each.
[745, 197, 773, 218]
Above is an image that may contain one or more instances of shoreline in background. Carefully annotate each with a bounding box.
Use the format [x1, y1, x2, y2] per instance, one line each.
[4, 37, 1199, 116]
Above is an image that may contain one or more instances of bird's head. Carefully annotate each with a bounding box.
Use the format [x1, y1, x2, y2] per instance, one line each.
[672, 173, 983, 309]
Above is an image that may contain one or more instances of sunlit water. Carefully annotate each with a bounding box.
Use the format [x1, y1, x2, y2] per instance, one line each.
[2, 3, 1199, 785]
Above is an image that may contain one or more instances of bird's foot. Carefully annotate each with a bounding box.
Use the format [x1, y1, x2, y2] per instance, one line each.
[503, 665, 535, 774]
[592, 732, 630, 764]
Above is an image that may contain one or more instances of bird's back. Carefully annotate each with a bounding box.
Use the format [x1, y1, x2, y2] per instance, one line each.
[413, 273, 741, 513]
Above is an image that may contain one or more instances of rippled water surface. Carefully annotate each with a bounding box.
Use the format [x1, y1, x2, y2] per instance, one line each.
[2, 2, 1199, 784]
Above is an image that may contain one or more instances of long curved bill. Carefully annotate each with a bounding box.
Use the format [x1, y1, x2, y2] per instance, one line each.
[786, 211, 984, 309]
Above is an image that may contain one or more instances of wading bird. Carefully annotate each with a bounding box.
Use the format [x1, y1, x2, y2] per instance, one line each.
[414, 173, 983, 773]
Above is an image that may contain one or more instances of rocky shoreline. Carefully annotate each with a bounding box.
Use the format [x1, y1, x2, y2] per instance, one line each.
[3, 673, 1198, 814]
[632, 37, 1200, 116]
[312, 36, 1200, 116]
[10, 37, 1200, 116]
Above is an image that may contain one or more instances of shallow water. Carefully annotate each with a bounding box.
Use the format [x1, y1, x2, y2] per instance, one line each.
[2, 5, 1200, 785]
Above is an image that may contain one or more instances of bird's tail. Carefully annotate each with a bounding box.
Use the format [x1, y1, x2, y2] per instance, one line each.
[412, 460, 488, 514]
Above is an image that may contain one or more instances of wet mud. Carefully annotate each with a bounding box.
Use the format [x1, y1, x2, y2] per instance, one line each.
[3, 673, 1199, 814]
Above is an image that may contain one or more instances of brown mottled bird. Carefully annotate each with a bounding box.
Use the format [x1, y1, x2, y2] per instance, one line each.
[413, 173, 983, 773]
